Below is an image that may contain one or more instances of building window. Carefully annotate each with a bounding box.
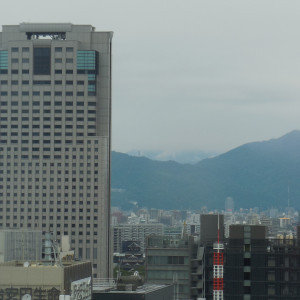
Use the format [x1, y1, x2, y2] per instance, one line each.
[33, 47, 51, 75]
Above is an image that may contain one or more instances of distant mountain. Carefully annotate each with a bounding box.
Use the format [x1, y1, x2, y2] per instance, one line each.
[126, 150, 218, 164]
[111, 131, 300, 210]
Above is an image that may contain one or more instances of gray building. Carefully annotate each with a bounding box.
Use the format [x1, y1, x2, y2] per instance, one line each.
[200, 214, 224, 245]
[93, 284, 173, 300]
[0, 229, 42, 262]
[0, 23, 113, 277]
[145, 235, 194, 300]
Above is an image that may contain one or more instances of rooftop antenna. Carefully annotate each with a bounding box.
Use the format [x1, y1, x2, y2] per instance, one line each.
[288, 184, 290, 209]
[213, 213, 224, 300]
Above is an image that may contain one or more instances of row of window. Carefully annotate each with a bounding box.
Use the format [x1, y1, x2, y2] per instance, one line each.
[11, 46, 74, 53]
[0, 172, 98, 178]
[11, 47, 30, 53]
[0, 102, 96, 108]
[0, 108, 96, 115]
[0, 69, 94, 75]
[0, 206, 99, 213]
[11, 58, 74, 64]
[0, 145, 99, 152]
[0, 122, 95, 127]
[0, 147, 97, 154]
[0, 91, 95, 96]
[0, 192, 99, 197]
[1, 80, 85, 85]
[0, 200, 99, 205]
[0, 140, 94, 145]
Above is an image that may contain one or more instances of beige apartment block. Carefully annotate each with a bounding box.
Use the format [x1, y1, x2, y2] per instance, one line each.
[0, 260, 92, 299]
[0, 23, 113, 277]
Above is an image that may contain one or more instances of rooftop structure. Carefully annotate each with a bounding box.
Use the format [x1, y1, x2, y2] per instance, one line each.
[0, 260, 92, 299]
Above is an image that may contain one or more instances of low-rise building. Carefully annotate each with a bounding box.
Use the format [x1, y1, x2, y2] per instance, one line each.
[0, 260, 92, 299]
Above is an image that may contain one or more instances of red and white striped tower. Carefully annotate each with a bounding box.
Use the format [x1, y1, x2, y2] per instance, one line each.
[213, 214, 224, 300]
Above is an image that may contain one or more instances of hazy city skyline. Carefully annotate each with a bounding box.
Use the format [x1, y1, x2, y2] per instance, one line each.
[2, 0, 300, 153]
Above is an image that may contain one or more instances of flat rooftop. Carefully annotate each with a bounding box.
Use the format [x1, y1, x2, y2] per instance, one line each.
[0, 260, 88, 268]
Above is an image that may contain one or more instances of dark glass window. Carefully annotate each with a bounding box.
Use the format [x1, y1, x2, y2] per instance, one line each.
[22, 47, 29, 52]
[33, 47, 51, 75]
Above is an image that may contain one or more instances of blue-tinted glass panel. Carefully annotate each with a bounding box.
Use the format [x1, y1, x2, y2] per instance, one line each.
[77, 50, 98, 73]
[0, 51, 8, 70]
[34, 48, 51, 75]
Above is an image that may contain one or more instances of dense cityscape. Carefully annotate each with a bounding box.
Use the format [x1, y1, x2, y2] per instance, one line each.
[0, 2, 300, 299]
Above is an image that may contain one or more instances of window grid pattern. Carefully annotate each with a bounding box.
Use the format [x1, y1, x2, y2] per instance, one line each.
[0, 44, 100, 262]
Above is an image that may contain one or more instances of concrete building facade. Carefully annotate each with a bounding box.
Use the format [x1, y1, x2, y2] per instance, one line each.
[0, 229, 42, 262]
[145, 235, 194, 300]
[0, 23, 113, 277]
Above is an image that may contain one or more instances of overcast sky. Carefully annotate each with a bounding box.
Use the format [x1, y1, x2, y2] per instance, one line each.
[2, 0, 300, 153]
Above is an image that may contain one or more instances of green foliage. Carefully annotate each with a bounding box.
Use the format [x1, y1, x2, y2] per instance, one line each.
[113, 266, 145, 278]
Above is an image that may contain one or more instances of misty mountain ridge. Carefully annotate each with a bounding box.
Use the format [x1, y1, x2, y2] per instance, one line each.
[126, 149, 218, 164]
[112, 131, 300, 210]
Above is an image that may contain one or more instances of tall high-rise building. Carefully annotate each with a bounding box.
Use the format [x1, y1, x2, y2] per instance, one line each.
[0, 23, 113, 277]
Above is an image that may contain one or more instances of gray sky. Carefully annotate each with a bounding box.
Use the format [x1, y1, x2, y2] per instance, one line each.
[3, 0, 300, 153]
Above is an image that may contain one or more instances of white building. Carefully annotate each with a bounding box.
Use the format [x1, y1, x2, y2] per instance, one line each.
[113, 224, 164, 253]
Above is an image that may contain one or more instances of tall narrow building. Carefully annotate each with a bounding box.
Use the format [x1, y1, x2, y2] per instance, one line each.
[0, 23, 113, 277]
